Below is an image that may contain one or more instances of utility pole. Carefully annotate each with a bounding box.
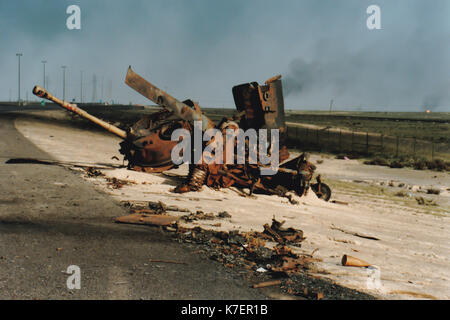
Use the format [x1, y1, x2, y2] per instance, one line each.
[92, 74, 97, 102]
[80, 71, 83, 103]
[16, 53, 23, 106]
[101, 76, 104, 102]
[329, 99, 334, 113]
[108, 79, 112, 103]
[62, 66, 67, 101]
[41, 60, 47, 88]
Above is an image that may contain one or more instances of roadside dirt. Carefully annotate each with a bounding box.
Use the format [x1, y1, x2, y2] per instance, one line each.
[0, 111, 270, 300]
[15, 110, 450, 300]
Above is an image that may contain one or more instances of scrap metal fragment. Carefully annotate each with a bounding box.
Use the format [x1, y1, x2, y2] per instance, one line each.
[148, 259, 187, 265]
[264, 218, 305, 244]
[388, 290, 438, 300]
[217, 211, 232, 218]
[115, 214, 179, 226]
[105, 177, 137, 189]
[181, 211, 216, 222]
[270, 256, 320, 275]
[415, 196, 437, 206]
[341, 254, 371, 267]
[148, 201, 167, 214]
[331, 200, 349, 205]
[331, 224, 380, 241]
[252, 280, 282, 289]
[263, 224, 284, 243]
[84, 167, 104, 177]
[33, 85, 127, 139]
[125, 66, 215, 131]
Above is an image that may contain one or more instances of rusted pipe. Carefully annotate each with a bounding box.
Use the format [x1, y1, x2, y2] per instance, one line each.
[341, 255, 371, 267]
[252, 280, 282, 288]
[33, 85, 127, 139]
[125, 66, 215, 131]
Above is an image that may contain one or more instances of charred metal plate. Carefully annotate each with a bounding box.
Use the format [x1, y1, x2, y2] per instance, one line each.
[115, 214, 179, 226]
[232, 82, 265, 130]
[259, 79, 286, 132]
[232, 79, 286, 132]
[125, 66, 215, 131]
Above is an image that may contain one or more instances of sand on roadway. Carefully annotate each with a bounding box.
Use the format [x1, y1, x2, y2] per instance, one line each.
[15, 110, 450, 300]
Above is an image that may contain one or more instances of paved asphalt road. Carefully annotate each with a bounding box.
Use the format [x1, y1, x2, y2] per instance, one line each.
[0, 107, 267, 300]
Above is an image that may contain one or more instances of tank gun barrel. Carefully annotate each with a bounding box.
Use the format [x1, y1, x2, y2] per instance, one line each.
[125, 66, 215, 131]
[32, 85, 127, 139]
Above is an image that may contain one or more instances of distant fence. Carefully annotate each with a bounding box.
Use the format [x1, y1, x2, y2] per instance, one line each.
[285, 125, 450, 161]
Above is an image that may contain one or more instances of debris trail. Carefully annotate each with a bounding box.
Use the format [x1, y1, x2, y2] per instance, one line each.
[5, 157, 124, 170]
[253, 280, 282, 289]
[330, 224, 380, 241]
[341, 254, 371, 267]
[115, 213, 179, 226]
[148, 259, 187, 265]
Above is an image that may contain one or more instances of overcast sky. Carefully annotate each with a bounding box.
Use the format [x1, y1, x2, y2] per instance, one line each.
[1, 0, 449, 111]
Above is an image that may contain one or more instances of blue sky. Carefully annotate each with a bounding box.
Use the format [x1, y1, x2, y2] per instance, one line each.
[1, 0, 449, 110]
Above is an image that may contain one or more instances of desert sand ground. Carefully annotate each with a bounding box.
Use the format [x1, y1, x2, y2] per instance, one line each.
[15, 110, 449, 300]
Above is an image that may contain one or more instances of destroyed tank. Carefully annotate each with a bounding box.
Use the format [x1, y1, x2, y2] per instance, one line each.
[32, 66, 331, 202]
[32, 67, 212, 173]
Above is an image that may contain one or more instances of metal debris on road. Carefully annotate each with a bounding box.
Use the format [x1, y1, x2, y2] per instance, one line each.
[181, 211, 216, 222]
[331, 224, 380, 241]
[263, 218, 305, 244]
[121, 200, 190, 213]
[115, 213, 179, 226]
[217, 211, 232, 218]
[252, 280, 282, 289]
[148, 259, 187, 265]
[341, 255, 371, 267]
[84, 167, 104, 177]
[170, 218, 314, 279]
[331, 200, 349, 205]
[105, 177, 137, 189]
[415, 196, 437, 206]
[32, 68, 333, 203]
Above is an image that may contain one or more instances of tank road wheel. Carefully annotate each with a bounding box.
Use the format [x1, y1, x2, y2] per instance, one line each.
[311, 183, 331, 201]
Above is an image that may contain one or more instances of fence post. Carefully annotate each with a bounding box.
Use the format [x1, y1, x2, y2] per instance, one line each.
[339, 130, 342, 154]
[366, 132, 369, 155]
[431, 138, 434, 160]
[328, 128, 330, 151]
[413, 137, 416, 159]
[316, 129, 319, 148]
[396, 136, 399, 158]
[351, 130, 354, 153]
[380, 134, 383, 154]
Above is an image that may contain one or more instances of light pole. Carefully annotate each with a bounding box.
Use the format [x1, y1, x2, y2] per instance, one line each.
[16, 53, 22, 105]
[80, 71, 83, 103]
[41, 60, 47, 88]
[62, 66, 67, 101]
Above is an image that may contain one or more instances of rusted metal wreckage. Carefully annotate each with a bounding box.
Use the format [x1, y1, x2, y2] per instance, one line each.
[32, 67, 331, 202]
